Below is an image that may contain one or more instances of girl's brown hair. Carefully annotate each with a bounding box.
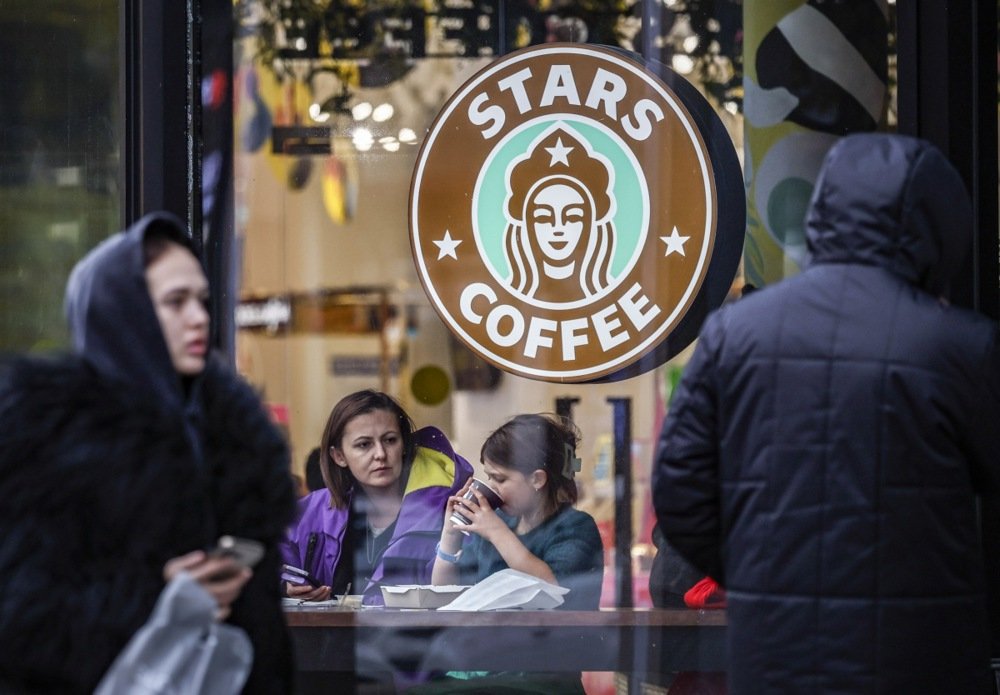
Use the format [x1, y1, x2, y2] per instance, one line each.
[480, 413, 581, 517]
[319, 389, 415, 508]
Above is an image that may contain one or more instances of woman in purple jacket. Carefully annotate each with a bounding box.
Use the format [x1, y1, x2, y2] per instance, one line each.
[282, 390, 472, 605]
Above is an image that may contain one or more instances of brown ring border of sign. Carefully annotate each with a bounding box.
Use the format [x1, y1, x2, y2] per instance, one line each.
[409, 42, 743, 383]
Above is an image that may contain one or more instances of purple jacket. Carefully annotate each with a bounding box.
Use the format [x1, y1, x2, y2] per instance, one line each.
[281, 426, 472, 604]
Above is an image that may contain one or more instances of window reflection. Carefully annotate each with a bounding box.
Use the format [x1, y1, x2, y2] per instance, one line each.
[0, 4, 120, 354]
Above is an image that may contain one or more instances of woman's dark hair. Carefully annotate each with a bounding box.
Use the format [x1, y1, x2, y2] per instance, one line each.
[142, 218, 197, 268]
[480, 413, 581, 516]
[303, 447, 325, 492]
[319, 390, 416, 508]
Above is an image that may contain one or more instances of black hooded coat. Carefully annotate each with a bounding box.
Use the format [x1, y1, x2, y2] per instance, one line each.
[0, 213, 297, 693]
[653, 134, 1000, 694]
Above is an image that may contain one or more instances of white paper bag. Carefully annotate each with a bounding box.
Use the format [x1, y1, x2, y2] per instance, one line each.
[95, 573, 253, 694]
[437, 569, 569, 611]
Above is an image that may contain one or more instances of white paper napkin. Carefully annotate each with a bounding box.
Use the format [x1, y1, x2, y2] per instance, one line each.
[437, 569, 569, 611]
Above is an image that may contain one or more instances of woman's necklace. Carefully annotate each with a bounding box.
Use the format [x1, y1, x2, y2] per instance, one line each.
[367, 522, 387, 564]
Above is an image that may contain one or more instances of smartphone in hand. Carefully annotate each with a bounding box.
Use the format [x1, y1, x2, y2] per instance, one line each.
[210, 535, 265, 568]
[282, 564, 322, 588]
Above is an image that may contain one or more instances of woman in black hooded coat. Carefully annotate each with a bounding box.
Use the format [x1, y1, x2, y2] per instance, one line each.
[653, 134, 1000, 694]
[0, 212, 297, 693]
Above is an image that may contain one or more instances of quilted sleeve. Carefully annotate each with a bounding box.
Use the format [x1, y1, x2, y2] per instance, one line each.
[652, 311, 726, 584]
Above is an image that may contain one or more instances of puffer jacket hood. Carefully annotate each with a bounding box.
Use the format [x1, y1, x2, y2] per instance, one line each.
[64, 212, 199, 414]
[805, 133, 971, 297]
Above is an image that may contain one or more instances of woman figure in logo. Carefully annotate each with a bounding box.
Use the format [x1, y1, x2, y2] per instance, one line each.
[504, 125, 617, 304]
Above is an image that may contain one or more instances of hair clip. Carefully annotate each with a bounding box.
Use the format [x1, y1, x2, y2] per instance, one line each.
[562, 443, 582, 479]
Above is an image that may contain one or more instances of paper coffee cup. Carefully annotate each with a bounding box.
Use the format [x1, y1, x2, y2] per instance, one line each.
[450, 479, 504, 531]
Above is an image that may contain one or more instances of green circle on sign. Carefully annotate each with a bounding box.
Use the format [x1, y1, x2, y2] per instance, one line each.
[411, 365, 451, 406]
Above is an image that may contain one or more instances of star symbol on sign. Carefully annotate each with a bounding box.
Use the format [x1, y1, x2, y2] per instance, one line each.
[433, 230, 462, 260]
[545, 137, 573, 167]
[660, 226, 690, 257]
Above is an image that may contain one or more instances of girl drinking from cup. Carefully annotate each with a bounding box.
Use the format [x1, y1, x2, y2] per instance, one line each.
[432, 413, 604, 610]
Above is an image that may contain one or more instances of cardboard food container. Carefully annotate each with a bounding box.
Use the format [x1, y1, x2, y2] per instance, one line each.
[380, 584, 470, 609]
[339, 594, 364, 608]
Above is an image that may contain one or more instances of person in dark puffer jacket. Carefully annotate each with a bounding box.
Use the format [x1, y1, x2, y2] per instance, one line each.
[0, 212, 297, 694]
[653, 133, 1000, 694]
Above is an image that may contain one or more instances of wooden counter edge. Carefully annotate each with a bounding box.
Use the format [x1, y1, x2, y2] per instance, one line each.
[284, 606, 727, 628]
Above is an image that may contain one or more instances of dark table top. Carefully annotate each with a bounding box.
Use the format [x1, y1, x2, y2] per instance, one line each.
[285, 606, 728, 675]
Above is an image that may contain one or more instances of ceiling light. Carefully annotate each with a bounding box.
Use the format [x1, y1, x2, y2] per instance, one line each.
[308, 103, 331, 122]
[352, 101, 373, 121]
[372, 103, 394, 122]
[672, 55, 695, 74]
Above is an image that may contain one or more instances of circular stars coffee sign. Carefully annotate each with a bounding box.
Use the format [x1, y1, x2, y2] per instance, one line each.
[410, 43, 744, 383]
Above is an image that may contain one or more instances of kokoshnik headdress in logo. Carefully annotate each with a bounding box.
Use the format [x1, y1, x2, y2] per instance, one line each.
[410, 43, 744, 383]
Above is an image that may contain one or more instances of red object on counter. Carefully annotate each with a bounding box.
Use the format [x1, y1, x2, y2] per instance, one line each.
[683, 577, 726, 609]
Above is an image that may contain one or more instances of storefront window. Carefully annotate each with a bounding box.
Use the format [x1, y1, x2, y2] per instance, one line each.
[0, 3, 120, 356]
[233, 8, 743, 689]
[233, 0, 745, 611]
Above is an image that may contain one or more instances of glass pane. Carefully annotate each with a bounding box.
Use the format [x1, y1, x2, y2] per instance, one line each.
[0, 3, 121, 355]
[234, 1, 740, 689]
